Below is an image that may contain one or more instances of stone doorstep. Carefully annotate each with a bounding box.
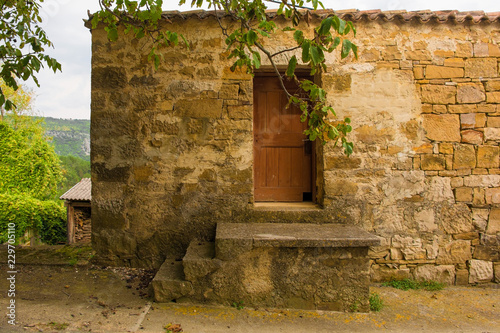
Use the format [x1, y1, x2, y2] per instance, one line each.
[215, 223, 380, 260]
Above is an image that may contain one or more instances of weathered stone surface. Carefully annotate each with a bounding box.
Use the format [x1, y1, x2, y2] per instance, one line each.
[370, 265, 411, 282]
[472, 208, 489, 231]
[464, 58, 498, 78]
[464, 175, 500, 187]
[325, 156, 362, 169]
[495, 263, 500, 283]
[421, 155, 445, 170]
[485, 80, 500, 92]
[457, 83, 486, 103]
[448, 104, 477, 114]
[484, 127, 500, 141]
[423, 114, 460, 142]
[455, 269, 469, 285]
[468, 260, 494, 283]
[453, 144, 476, 169]
[454, 187, 472, 202]
[425, 66, 464, 79]
[460, 113, 486, 129]
[414, 265, 456, 285]
[436, 240, 472, 264]
[219, 84, 239, 100]
[487, 91, 500, 103]
[487, 116, 500, 127]
[439, 203, 473, 234]
[227, 105, 252, 119]
[421, 85, 456, 104]
[485, 188, 500, 204]
[473, 245, 500, 261]
[477, 146, 499, 168]
[487, 208, 500, 234]
[424, 177, 454, 202]
[461, 130, 483, 145]
[152, 260, 193, 302]
[175, 99, 223, 118]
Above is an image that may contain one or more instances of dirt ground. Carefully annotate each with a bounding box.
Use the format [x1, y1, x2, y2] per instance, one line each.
[0, 246, 499, 332]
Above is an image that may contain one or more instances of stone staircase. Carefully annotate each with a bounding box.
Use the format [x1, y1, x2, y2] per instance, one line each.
[152, 222, 379, 312]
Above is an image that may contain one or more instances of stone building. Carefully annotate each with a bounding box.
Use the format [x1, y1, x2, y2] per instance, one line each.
[88, 8, 500, 293]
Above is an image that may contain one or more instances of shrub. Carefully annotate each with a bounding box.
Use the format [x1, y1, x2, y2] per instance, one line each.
[382, 278, 445, 291]
[0, 193, 66, 245]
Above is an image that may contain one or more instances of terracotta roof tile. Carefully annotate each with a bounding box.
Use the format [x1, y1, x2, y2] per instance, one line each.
[60, 178, 91, 201]
[160, 9, 500, 24]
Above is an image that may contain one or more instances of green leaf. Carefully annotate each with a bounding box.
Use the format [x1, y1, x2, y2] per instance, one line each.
[302, 40, 311, 63]
[286, 55, 297, 78]
[341, 39, 352, 59]
[252, 51, 261, 69]
[107, 27, 119, 42]
[246, 30, 258, 45]
[310, 45, 321, 65]
[293, 30, 304, 44]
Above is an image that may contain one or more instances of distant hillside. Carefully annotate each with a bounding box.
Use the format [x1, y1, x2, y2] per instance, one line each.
[38, 117, 90, 161]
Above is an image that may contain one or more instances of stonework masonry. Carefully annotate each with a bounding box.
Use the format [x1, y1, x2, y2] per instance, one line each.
[89, 10, 500, 285]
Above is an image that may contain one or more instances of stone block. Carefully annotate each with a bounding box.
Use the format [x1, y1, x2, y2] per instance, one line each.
[468, 259, 494, 283]
[487, 208, 500, 234]
[473, 187, 486, 206]
[414, 265, 456, 285]
[325, 156, 362, 169]
[485, 188, 500, 204]
[472, 208, 489, 231]
[485, 80, 500, 91]
[175, 99, 223, 118]
[421, 154, 446, 170]
[228, 105, 252, 119]
[439, 143, 454, 155]
[473, 245, 500, 261]
[421, 85, 456, 104]
[487, 116, 500, 127]
[477, 146, 499, 168]
[413, 66, 424, 79]
[423, 114, 460, 142]
[444, 58, 465, 67]
[370, 265, 411, 282]
[436, 240, 472, 264]
[456, 42, 473, 57]
[425, 65, 464, 79]
[464, 175, 500, 187]
[152, 260, 193, 302]
[460, 113, 486, 129]
[461, 130, 483, 145]
[495, 263, 500, 283]
[439, 203, 473, 234]
[406, 49, 431, 61]
[448, 104, 477, 114]
[453, 144, 476, 169]
[464, 58, 498, 78]
[219, 84, 239, 100]
[486, 92, 500, 103]
[457, 83, 486, 103]
[454, 187, 472, 202]
[455, 269, 469, 285]
[484, 127, 500, 141]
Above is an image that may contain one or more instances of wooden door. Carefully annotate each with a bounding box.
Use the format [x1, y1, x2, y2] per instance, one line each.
[253, 76, 313, 202]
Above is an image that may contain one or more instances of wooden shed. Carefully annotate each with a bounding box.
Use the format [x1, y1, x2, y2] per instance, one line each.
[60, 178, 91, 244]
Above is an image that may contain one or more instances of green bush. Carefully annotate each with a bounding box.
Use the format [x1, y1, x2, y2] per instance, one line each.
[0, 193, 66, 245]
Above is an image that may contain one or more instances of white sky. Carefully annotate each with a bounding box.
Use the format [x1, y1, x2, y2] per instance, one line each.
[27, 0, 500, 120]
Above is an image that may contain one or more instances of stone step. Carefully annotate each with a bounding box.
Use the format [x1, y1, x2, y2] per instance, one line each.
[215, 222, 380, 260]
[182, 241, 221, 281]
[151, 259, 193, 302]
[233, 203, 337, 224]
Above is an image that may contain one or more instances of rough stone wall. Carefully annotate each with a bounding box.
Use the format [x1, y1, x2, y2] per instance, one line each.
[90, 15, 499, 283]
[324, 20, 500, 285]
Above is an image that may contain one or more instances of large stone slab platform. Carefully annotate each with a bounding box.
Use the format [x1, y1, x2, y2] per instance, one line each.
[153, 223, 380, 312]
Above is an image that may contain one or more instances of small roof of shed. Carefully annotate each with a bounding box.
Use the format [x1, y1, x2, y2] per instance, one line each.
[60, 178, 91, 201]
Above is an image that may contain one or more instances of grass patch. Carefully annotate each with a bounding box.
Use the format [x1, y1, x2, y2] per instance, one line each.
[369, 292, 383, 312]
[48, 322, 69, 330]
[382, 278, 445, 291]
